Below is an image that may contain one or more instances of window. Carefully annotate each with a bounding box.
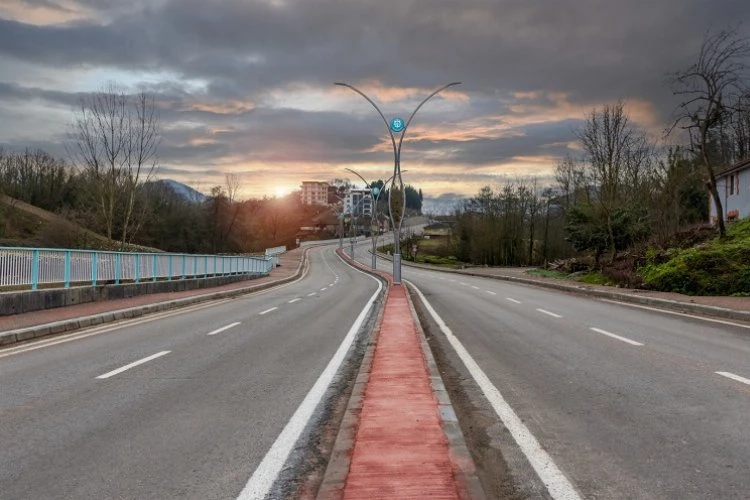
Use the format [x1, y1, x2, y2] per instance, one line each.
[729, 173, 740, 195]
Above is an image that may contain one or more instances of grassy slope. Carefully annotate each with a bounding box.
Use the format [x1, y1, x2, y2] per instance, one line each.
[640, 218, 750, 296]
[0, 195, 162, 252]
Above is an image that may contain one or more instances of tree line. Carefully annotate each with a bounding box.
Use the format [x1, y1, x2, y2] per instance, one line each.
[447, 27, 749, 269]
[0, 145, 311, 253]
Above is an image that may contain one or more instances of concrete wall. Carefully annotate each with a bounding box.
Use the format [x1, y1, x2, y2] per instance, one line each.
[0, 274, 259, 316]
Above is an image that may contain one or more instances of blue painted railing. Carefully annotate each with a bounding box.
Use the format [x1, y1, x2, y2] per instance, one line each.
[0, 247, 278, 291]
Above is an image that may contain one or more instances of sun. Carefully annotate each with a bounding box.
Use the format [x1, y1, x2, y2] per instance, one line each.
[273, 185, 291, 197]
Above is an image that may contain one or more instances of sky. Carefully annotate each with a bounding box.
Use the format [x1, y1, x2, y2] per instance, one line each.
[1, 0, 749, 213]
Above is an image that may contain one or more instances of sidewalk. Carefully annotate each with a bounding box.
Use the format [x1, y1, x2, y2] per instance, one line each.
[318, 252, 482, 499]
[344, 283, 463, 498]
[0, 248, 304, 338]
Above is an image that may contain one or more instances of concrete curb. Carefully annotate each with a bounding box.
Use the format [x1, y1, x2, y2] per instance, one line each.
[0, 250, 309, 348]
[317, 251, 484, 499]
[375, 251, 750, 323]
[404, 281, 487, 500]
[315, 284, 388, 500]
[315, 248, 392, 499]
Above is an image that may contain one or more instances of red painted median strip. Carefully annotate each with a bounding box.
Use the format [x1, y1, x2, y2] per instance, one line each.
[343, 284, 460, 499]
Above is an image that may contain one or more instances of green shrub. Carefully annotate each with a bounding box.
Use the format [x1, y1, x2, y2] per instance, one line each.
[640, 220, 750, 295]
[577, 272, 614, 285]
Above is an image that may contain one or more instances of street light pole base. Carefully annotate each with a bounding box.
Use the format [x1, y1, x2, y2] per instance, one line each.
[393, 253, 401, 284]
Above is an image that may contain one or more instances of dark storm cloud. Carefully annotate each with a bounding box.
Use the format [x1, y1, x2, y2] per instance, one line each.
[4, 0, 749, 101]
[1, 0, 749, 193]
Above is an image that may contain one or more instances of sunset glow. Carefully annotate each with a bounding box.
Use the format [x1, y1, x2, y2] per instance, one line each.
[0, 0, 746, 213]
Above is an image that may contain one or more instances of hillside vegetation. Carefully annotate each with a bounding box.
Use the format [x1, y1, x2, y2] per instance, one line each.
[0, 195, 161, 252]
[641, 219, 750, 296]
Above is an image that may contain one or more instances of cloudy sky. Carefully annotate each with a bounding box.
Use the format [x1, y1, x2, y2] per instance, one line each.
[1, 0, 748, 212]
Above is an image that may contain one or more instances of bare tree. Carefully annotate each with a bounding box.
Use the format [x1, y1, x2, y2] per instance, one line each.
[577, 102, 656, 260]
[669, 27, 750, 237]
[555, 155, 589, 209]
[69, 83, 160, 246]
[728, 92, 750, 161]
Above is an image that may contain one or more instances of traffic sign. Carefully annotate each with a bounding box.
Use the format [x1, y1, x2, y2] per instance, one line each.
[390, 117, 405, 132]
[372, 186, 380, 196]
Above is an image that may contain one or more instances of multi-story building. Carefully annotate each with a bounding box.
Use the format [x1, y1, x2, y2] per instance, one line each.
[300, 181, 329, 206]
[345, 188, 373, 217]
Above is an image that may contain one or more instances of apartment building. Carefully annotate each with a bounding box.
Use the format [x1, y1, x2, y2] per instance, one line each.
[300, 181, 329, 206]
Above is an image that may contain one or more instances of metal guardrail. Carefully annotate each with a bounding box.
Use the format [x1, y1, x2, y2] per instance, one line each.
[0, 247, 277, 291]
[264, 246, 286, 267]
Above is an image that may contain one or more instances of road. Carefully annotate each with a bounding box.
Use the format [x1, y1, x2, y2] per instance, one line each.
[0, 245, 381, 500]
[351, 241, 750, 499]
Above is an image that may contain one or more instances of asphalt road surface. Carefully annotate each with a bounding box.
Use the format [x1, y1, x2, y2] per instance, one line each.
[352, 241, 750, 500]
[0, 245, 381, 500]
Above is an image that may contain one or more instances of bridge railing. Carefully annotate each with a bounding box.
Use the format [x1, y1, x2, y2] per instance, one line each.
[264, 245, 286, 267]
[0, 247, 277, 291]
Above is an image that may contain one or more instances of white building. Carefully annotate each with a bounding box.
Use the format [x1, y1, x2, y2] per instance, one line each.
[345, 188, 373, 216]
[300, 181, 329, 206]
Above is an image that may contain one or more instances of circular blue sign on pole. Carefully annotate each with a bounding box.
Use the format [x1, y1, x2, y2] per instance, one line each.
[390, 117, 405, 133]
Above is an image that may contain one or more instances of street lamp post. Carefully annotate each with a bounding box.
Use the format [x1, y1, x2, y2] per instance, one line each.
[347, 195, 368, 259]
[330, 193, 345, 250]
[345, 168, 404, 270]
[334, 81, 461, 284]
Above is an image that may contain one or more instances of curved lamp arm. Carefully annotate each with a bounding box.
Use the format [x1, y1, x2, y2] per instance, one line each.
[344, 168, 408, 206]
[335, 82, 398, 160]
[397, 82, 461, 155]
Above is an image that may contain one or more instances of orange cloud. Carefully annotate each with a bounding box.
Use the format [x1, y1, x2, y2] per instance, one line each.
[0, 0, 92, 25]
[336, 80, 470, 104]
[181, 100, 255, 115]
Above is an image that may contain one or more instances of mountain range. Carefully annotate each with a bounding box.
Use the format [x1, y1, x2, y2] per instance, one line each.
[154, 179, 207, 203]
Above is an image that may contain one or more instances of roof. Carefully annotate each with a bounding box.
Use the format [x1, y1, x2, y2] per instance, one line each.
[311, 209, 339, 225]
[717, 158, 750, 177]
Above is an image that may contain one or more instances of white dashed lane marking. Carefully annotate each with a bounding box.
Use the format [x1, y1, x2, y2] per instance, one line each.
[589, 327, 643, 346]
[537, 309, 562, 318]
[207, 322, 241, 336]
[716, 371, 750, 386]
[96, 351, 170, 379]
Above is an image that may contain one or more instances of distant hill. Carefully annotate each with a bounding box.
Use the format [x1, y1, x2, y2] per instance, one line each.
[155, 179, 207, 203]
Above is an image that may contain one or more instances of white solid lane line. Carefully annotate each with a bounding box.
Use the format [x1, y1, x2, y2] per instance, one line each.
[506, 298, 522, 304]
[259, 307, 278, 315]
[96, 351, 170, 379]
[537, 308, 563, 318]
[409, 282, 582, 500]
[207, 322, 241, 336]
[716, 371, 750, 386]
[288, 298, 301, 304]
[486, 291, 497, 295]
[238, 252, 383, 499]
[589, 327, 643, 346]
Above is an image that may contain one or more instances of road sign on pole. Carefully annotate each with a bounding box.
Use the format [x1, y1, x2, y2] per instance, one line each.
[390, 117, 405, 133]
